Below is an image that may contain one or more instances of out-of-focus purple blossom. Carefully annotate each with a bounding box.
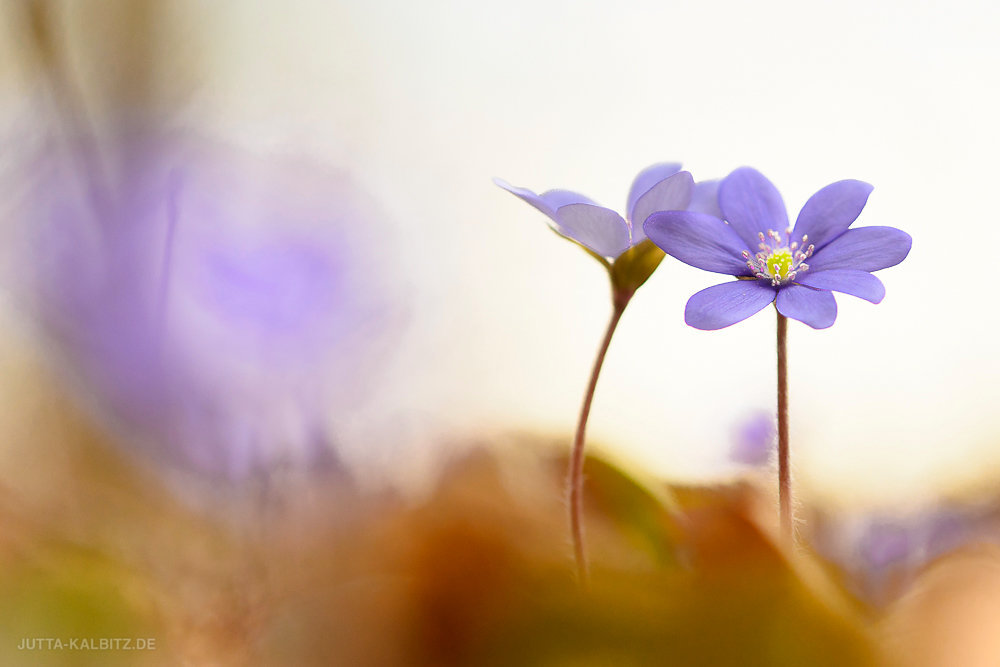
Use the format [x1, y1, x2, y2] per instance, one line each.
[494, 163, 719, 261]
[644, 167, 912, 330]
[729, 411, 775, 467]
[858, 520, 913, 571]
[21, 135, 402, 480]
[814, 505, 997, 606]
[924, 510, 971, 561]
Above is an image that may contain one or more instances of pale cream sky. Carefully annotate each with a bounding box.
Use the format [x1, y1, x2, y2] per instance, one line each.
[3, 0, 1000, 505]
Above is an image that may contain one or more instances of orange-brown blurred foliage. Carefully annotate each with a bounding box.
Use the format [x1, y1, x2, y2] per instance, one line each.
[0, 345, 888, 666]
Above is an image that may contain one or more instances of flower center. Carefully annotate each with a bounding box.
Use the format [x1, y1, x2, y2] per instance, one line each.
[766, 248, 794, 280]
[742, 229, 814, 287]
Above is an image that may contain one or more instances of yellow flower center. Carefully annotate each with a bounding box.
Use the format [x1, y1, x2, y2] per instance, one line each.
[766, 248, 794, 280]
[742, 230, 815, 287]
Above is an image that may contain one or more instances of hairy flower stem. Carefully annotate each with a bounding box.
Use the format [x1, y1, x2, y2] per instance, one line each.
[776, 310, 792, 544]
[569, 291, 630, 590]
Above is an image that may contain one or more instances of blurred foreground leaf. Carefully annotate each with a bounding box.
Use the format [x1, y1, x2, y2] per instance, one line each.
[251, 448, 880, 666]
[0, 362, 881, 665]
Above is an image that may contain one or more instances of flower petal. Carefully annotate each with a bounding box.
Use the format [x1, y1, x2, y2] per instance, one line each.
[689, 179, 722, 219]
[626, 162, 683, 223]
[795, 269, 885, 303]
[791, 180, 874, 251]
[684, 280, 776, 330]
[555, 203, 631, 258]
[538, 188, 599, 210]
[629, 171, 694, 244]
[493, 177, 596, 221]
[644, 211, 753, 276]
[807, 226, 912, 272]
[494, 177, 556, 219]
[775, 285, 838, 329]
[718, 167, 789, 249]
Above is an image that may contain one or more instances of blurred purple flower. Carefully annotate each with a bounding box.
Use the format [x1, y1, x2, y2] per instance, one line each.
[812, 505, 995, 606]
[23, 136, 401, 479]
[858, 520, 913, 571]
[729, 411, 775, 467]
[494, 163, 719, 261]
[644, 167, 912, 330]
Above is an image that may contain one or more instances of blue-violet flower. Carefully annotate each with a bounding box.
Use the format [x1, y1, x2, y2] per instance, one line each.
[495, 163, 722, 261]
[22, 135, 399, 479]
[644, 167, 912, 329]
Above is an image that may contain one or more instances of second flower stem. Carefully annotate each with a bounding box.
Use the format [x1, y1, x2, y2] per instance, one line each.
[776, 310, 792, 543]
[569, 294, 629, 589]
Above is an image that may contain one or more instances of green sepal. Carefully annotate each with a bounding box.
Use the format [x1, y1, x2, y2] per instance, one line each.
[609, 240, 666, 296]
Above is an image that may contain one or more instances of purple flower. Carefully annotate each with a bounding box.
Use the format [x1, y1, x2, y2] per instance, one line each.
[495, 163, 722, 261]
[494, 162, 721, 581]
[21, 135, 400, 479]
[644, 167, 912, 330]
[729, 411, 776, 467]
[811, 506, 989, 606]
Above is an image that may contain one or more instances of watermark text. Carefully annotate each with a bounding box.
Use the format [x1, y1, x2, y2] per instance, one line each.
[17, 637, 156, 651]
